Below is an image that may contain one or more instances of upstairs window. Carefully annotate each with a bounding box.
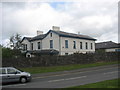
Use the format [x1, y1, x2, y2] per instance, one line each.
[80, 42, 82, 49]
[86, 42, 88, 49]
[73, 41, 76, 49]
[38, 42, 41, 49]
[50, 40, 53, 48]
[31, 43, 33, 50]
[50, 33, 52, 37]
[91, 43, 93, 49]
[65, 40, 68, 48]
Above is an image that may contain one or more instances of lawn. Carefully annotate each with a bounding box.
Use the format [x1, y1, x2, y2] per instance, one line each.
[70, 78, 119, 88]
[20, 61, 118, 74]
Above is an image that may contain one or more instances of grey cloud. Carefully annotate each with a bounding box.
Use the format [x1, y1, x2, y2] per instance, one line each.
[1, 0, 118, 46]
[3, 2, 26, 10]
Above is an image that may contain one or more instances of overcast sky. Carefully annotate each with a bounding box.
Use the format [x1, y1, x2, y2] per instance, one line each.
[1, 0, 119, 46]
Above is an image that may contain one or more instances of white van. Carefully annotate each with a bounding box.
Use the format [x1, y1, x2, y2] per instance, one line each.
[0, 67, 31, 84]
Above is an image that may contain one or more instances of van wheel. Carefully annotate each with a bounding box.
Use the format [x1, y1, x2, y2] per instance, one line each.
[20, 77, 27, 83]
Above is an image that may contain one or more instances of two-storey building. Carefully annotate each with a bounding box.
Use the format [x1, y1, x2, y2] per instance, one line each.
[21, 26, 96, 57]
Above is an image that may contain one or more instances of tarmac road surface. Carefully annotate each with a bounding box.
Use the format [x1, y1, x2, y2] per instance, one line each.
[1, 64, 119, 88]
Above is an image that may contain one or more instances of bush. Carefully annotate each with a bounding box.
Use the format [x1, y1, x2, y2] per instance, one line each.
[2, 48, 23, 58]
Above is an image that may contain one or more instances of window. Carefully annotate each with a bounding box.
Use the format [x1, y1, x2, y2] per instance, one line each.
[50, 40, 53, 48]
[7, 69, 16, 74]
[25, 44, 27, 50]
[38, 42, 41, 49]
[50, 33, 52, 37]
[91, 43, 93, 49]
[23, 44, 27, 50]
[31, 43, 33, 50]
[65, 40, 68, 48]
[23, 45, 25, 50]
[73, 41, 76, 49]
[0, 69, 6, 74]
[65, 53, 68, 55]
[80, 42, 82, 49]
[86, 42, 88, 49]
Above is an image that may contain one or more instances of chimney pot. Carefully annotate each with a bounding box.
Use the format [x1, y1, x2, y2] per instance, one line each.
[52, 26, 60, 31]
[78, 32, 80, 35]
[37, 31, 43, 35]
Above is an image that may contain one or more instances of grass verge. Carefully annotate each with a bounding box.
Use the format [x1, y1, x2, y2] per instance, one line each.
[20, 61, 118, 74]
[69, 78, 119, 88]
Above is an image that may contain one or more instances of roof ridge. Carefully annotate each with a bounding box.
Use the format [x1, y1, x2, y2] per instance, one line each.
[54, 30, 93, 38]
[96, 41, 116, 44]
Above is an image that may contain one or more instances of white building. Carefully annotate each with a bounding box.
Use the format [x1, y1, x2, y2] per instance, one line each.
[21, 26, 96, 57]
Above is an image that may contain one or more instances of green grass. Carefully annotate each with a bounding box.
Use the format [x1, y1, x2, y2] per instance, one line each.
[20, 61, 118, 74]
[70, 78, 119, 88]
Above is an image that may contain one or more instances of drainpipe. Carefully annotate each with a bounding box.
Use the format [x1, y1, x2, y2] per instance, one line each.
[59, 36, 61, 55]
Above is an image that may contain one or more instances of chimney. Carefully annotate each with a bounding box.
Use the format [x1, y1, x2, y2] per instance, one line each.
[78, 32, 80, 35]
[52, 26, 60, 31]
[37, 31, 43, 36]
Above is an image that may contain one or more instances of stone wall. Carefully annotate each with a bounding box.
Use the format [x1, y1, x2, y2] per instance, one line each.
[2, 52, 119, 68]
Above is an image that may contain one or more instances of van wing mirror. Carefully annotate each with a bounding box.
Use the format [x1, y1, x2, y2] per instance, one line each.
[15, 71, 18, 74]
[15, 71, 20, 74]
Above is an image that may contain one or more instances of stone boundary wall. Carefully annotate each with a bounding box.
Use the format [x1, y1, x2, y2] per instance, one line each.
[2, 52, 119, 68]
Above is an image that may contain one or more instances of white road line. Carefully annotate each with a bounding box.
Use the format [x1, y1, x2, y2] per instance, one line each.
[33, 66, 118, 79]
[33, 73, 77, 79]
[2, 84, 26, 88]
[103, 71, 119, 75]
[48, 79, 65, 82]
[48, 76, 87, 82]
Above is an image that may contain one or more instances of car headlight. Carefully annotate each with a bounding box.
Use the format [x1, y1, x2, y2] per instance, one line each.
[28, 73, 31, 77]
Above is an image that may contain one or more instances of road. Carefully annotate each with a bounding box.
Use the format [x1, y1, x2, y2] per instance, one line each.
[1, 64, 119, 88]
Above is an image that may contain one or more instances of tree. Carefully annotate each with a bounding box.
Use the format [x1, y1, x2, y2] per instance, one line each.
[10, 33, 22, 50]
[2, 47, 24, 58]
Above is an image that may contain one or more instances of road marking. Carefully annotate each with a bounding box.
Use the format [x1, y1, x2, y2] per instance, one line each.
[48, 76, 87, 82]
[33, 73, 76, 79]
[2, 84, 26, 88]
[103, 71, 119, 75]
[33, 66, 118, 79]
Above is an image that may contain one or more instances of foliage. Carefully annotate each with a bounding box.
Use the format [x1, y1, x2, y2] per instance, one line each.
[96, 49, 105, 53]
[70, 78, 119, 88]
[20, 61, 118, 74]
[9, 33, 22, 50]
[2, 47, 23, 58]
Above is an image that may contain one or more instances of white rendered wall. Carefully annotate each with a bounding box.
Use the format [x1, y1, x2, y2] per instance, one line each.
[21, 39, 31, 50]
[60, 37, 95, 55]
[31, 40, 42, 50]
[105, 48, 118, 52]
[42, 32, 60, 51]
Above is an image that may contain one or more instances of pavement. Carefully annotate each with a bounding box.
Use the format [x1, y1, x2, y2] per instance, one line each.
[1, 64, 119, 88]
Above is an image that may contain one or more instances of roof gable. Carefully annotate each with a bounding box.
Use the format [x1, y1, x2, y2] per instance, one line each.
[21, 37, 32, 43]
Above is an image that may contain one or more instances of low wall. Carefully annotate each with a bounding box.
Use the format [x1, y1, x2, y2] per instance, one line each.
[2, 52, 119, 68]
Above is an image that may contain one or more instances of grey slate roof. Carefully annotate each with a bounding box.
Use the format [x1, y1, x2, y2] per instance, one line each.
[53, 30, 96, 40]
[95, 41, 119, 49]
[22, 30, 96, 42]
[30, 34, 46, 41]
[25, 37, 32, 41]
